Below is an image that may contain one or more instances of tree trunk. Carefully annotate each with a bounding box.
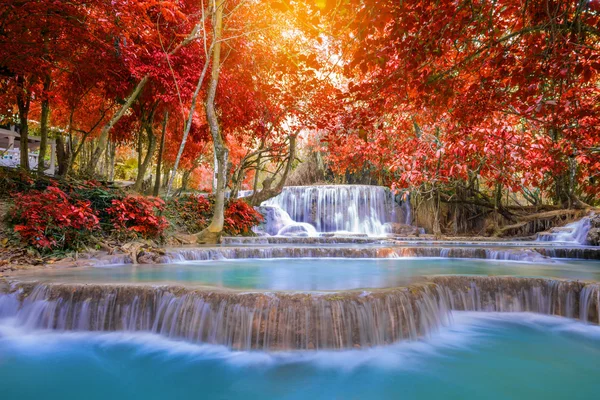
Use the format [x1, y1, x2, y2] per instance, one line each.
[38, 74, 51, 176]
[133, 122, 157, 192]
[493, 183, 503, 230]
[154, 112, 168, 196]
[198, 0, 226, 243]
[433, 189, 442, 238]
[86, 76, 149, 177]
[181, 169, 192, 191]
[56, 136, 71, 177]
[108, 141, 116, 181]
[162, 165, 170, 189]
[248, 135, 297, 206]
[166, 49, 212, 197]
[15, 75, 31, 170]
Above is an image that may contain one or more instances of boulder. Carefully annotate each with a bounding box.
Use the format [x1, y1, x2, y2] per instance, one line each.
[587, 214, 600, 246]
[385, 223, 419, 236]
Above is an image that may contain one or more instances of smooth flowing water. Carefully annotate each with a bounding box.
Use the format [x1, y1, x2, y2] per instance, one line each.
[260, 185, 409, 236]
[17, 258, 600, 290]
[537, 216, 592, 244]
[1, 312, 599, 400]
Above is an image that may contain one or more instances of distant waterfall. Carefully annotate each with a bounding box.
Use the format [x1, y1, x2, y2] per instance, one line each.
[261, 185, 409, 236]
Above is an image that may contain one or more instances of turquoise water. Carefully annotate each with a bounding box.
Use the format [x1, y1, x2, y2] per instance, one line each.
[1, 312, 599, 399]
[19, 258, 600, 290]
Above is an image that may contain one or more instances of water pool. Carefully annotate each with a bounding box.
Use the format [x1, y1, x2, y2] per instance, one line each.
[17, 258, 600, 290]
[1, 312, 598, 400]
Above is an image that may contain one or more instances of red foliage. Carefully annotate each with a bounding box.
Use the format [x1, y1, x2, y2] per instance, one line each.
[10, 186, 99, 250]
[223, 199, 264, 236]
[107, 196, 168, 239]
[167, 195, 212, 233]
[167, 195, 262, 235]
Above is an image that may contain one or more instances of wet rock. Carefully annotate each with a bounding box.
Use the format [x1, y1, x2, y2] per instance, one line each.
[74, 259, 96, 268]
[385, 223, 419, 236]
[137, 251, 159, 264]
[586, 214, 600, 246]
[170, 233, 198, 245]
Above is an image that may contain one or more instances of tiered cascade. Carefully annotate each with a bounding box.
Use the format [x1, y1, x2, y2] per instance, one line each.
[1, 277, 598, 350]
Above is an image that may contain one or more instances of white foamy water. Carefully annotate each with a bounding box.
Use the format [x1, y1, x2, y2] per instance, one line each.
[537, 217, 592, 245]
[260, 185, 410, 237]
[1, 312, 599, 370]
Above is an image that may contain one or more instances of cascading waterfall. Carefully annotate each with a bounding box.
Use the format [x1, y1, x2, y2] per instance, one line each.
[254, 205, 317, 237]
[261, 185, 409, 236]
[1, 276, 598, 350]
[536, 217, 592, 244]
[161, 245, 600, 262]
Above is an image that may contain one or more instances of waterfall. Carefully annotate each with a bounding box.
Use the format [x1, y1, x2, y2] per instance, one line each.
[261, 185, 409, 236]
[1, 277, 598, 350]
[537, 217, 592, 244]
[253, 205, 317, 237]
[161, 245, 600, 262]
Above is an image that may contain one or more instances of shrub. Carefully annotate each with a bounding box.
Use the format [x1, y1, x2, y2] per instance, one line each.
[65, 180, 124, 226]
[0, 168, 124, 222]
[165, 195, 212, 233]
[0, 167, 35, 197]
[165, 196, 263, 236]
[10, 186, 99, 250]
[107, 195, 168, 239]
[223, 199, 263, 235]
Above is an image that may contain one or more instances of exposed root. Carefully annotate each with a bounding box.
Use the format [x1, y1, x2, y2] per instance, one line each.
[195, 228, 222, 244]
[496, 209, 586, 237]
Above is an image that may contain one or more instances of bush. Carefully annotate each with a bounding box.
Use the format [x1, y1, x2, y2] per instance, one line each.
[64, 180, 124, 226]
[0, 168, 124, 223]
[107, 195, 168, 239]
[9, 186, 99, 250]
[166, 195, 263, 236]
[223, 199, 263, 235]
[165, 195, 212, 233]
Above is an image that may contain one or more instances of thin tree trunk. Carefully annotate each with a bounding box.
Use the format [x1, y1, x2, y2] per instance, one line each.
[133, 122, 157, 192]
[56, 136, 70, 176]
[248, 135, 297, 206]
[102, 133, 111, 177]
[162, 166, 170, 189]
[136, 123, 143, 181]
[154, 112, 168, 196]
[181, 169, 192, 191]
[38, 74, 51, 176]
[108, 141, 116, 181]
[86, 76, 149, 176]
[433, 189, 442, 238]
[166, 48, 213, 196]
[16, 75, 31, 170]
[198, 0, 227, 243]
